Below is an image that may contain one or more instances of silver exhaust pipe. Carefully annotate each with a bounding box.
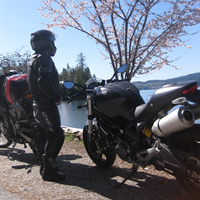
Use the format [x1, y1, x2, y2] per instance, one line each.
[152, 107, 195, 137]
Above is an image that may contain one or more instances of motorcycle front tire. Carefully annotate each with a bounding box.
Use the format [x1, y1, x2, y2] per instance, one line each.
[83, 126, 116, 168]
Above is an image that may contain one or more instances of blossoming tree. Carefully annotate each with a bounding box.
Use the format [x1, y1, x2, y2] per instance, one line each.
[39, 0, 200, 79]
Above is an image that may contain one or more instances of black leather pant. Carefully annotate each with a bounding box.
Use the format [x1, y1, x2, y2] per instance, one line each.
[33, 102, 65, 160]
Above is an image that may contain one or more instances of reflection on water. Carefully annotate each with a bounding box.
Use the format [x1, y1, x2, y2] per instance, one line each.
[58, 99, 87, 128]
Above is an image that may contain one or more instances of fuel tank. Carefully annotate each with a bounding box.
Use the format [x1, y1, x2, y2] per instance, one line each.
[93, 81, 145, 120]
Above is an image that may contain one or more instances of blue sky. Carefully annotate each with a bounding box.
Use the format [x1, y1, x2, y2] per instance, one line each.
[0, 0, 200, 82]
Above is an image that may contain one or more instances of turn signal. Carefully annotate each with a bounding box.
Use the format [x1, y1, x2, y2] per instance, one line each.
[25, 93, 32, 99]
[182, 85, 198, 94]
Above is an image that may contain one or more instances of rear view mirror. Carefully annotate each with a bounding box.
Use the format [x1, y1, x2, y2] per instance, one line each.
[1, 61, 8, 69]
[63, 81, 75, 89]
[110, 64, 128, 80]
[117, 64, 128, 73]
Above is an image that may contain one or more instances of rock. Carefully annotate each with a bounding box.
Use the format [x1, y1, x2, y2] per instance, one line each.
[62, 126, 83, 141]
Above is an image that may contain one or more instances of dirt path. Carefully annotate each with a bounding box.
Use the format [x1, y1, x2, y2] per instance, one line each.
[0, 140, 190, 200]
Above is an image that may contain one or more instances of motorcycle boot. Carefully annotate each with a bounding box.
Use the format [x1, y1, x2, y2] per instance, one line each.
[38, 151, 59, 175]
[38, 153, 43, 175]
[35, 126, 60, 174]
[43, 127, 65, 173]
[42, 154, 66, 182]
[35, 126, 47, 175]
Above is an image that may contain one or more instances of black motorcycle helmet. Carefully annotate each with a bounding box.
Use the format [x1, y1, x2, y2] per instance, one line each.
[30, 29, 57, 56]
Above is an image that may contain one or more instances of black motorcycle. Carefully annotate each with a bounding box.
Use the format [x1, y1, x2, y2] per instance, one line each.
[0, 63, 38, 157]
[63, 64, 200, 197]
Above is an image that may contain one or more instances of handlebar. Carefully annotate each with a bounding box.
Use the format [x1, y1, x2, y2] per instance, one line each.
[65, 78, 131, 103]
[67, 89, 86, 103]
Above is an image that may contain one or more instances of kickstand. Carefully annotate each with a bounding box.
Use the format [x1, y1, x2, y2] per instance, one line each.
[7, 141, 17, 159]
[116, 163, 139, 188]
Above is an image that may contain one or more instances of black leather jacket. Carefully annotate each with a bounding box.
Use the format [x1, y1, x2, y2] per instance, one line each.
[27, 52, 61, 104]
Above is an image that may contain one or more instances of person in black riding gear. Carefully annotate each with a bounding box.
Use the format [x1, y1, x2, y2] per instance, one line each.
[27, 29, 66, 182]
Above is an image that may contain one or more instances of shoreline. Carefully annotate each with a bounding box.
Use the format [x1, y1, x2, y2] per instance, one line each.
[61, 126, 82, 133]
[62, 126, 83, 141]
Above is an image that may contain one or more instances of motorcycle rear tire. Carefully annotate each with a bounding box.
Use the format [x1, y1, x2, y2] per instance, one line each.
[176, 177, 200, 199]
[83, 126, 116, 168]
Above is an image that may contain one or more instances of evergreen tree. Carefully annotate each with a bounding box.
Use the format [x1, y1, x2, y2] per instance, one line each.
[60, 63, 72, 81]
[74, 53, 91, 86]
[66, 64, 73, 81]
[59, 53, 94, 99]
[60, 68, 68, 81]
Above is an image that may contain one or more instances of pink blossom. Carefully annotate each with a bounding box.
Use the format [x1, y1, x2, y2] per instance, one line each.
[39, 0, 200, 79]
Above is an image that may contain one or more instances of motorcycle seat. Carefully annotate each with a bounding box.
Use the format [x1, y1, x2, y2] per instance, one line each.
[131, 81, 198, 121]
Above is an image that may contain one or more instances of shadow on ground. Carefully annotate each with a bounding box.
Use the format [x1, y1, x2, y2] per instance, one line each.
[0, 146, 189, 200]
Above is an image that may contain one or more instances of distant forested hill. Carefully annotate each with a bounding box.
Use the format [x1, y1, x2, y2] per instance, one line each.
[132, 72, 200, 90]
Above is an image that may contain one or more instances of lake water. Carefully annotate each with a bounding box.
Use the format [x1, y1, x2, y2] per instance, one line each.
[58, 89, 156, 128]
[58, 88, 200, 128]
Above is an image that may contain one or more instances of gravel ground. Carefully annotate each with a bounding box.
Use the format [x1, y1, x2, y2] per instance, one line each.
[0, 185, 25, 200]
[0, 138, 194, 200]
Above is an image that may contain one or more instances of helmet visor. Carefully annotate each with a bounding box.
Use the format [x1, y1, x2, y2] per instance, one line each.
[47, 34, 56, 42]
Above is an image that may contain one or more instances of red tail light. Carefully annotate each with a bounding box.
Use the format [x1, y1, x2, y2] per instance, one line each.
[182, 85, 198, 94]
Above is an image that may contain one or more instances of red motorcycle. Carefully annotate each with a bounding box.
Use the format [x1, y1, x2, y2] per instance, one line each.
[0, 62, 37, 157]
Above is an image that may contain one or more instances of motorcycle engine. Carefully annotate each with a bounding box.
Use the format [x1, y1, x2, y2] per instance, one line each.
[116, 142, 139, 163]
[116, 143, 130, 162]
